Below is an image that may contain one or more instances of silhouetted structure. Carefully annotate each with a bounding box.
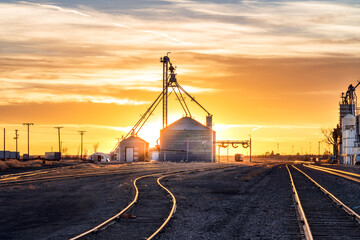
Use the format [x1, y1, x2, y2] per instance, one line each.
[160, 117, 215, 162]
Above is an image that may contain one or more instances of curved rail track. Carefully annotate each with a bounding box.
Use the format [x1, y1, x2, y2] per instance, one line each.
[70, 173, 163, 240]
[70, 165, 242, 240]
[287, 165, 360, 239]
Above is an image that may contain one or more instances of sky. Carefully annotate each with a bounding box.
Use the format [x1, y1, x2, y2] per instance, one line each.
[1, 0, 360, 156]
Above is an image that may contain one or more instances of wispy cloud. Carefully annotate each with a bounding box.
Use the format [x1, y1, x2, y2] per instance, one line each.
[0, 0, 359, 111]
[0, 91, 150, 106]
[18, 1, 90, 17]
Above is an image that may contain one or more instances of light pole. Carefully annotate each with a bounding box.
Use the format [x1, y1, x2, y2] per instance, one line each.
[3, 128, 5, 161]
[78, 131, 86, 160]
[54, 126, 63, 158]
[14, 130, 19, 159]
[23, 123, 34, 160]
[249, 135, 252, 163]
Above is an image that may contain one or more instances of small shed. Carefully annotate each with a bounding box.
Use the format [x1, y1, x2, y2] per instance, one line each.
[117, 136, 149, 163]
[88, 152, 110, 162]
[160, 117, 216, 162]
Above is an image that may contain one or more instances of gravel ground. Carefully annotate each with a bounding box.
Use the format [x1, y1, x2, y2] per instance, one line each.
[0, 172, 135, 240]
[319, 164, 360, 174]
[157, 164, 300, 240]
[297, 165, 360, 216]
[0, 162, 303, 240]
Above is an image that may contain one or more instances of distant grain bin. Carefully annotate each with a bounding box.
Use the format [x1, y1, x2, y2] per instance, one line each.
[115, 136, 149, 163]
[160, 117, 216, 162]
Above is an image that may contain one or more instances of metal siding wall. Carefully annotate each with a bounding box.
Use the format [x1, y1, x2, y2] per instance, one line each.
[120, 138, 149, 162]
[160, 129, 214, 162]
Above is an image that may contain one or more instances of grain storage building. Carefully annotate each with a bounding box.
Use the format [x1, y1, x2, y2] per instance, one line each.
[160, 117, 216, 162]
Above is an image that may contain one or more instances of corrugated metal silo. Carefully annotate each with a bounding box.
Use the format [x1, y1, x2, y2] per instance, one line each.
[160, 117, 216, 162]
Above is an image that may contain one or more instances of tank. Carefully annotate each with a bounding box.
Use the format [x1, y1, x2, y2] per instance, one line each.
[160, 117, 216, 162]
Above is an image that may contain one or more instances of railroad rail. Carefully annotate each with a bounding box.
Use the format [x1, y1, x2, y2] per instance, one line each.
[147, 174, 177, 240]
[70, 165, 240, 240]
[70, 173, 159, 240]
[304, 164, 360, 183]
[287, 165, 360, 239]
[286, 165, 313, 240]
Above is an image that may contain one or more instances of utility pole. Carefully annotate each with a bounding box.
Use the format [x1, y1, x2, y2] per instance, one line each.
[227, 145, 229, 162]
[249, 135, 252, 163]
[3, 128, 5, 161]
[318, 141, 321, 156]
[54, 126, 63, 156]
[78, 131, 86, 160]
[23, 123, 34, 160]
[14, 130, 19, 159]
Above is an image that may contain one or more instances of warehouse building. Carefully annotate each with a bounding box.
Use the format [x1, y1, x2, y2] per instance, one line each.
[160, 117, 216, 162]
[113, 136, 149, 162]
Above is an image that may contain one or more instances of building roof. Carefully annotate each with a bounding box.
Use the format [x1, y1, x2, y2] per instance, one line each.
[343, 114, 355, 119]
[121, 135, 149, 144]
[88, 152, 110, 157]
[162, 117, 211, 131]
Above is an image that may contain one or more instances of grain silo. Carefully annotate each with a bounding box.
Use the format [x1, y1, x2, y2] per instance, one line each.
[160, 116, 216, 162]
[116, 136, 149, 163]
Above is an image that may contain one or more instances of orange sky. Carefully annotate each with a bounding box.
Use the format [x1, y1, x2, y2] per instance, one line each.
[1, 1, 360, 156]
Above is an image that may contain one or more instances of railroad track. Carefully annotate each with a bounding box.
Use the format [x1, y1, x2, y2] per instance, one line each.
[70, 165, 245, 240]
[0, 164, 162, 185]
[304, 164, 360, 183]
[287, 165, 360, 239]
[0, 163, 243, 187]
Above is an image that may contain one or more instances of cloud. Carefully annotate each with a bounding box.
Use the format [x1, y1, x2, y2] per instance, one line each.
[18, 1, 90, 17]
[0, 0, 359, 109]
[0, 91, 150, 106]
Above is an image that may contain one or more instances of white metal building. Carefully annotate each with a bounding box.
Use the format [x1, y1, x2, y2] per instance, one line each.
[341, 114, 359, 164]
[88, 152, 111, 162]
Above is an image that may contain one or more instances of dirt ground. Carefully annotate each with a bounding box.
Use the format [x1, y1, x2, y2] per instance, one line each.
[0, 160, 329, 239]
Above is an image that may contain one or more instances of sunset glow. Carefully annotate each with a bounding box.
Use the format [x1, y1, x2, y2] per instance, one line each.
[1, 0, 360, 156]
